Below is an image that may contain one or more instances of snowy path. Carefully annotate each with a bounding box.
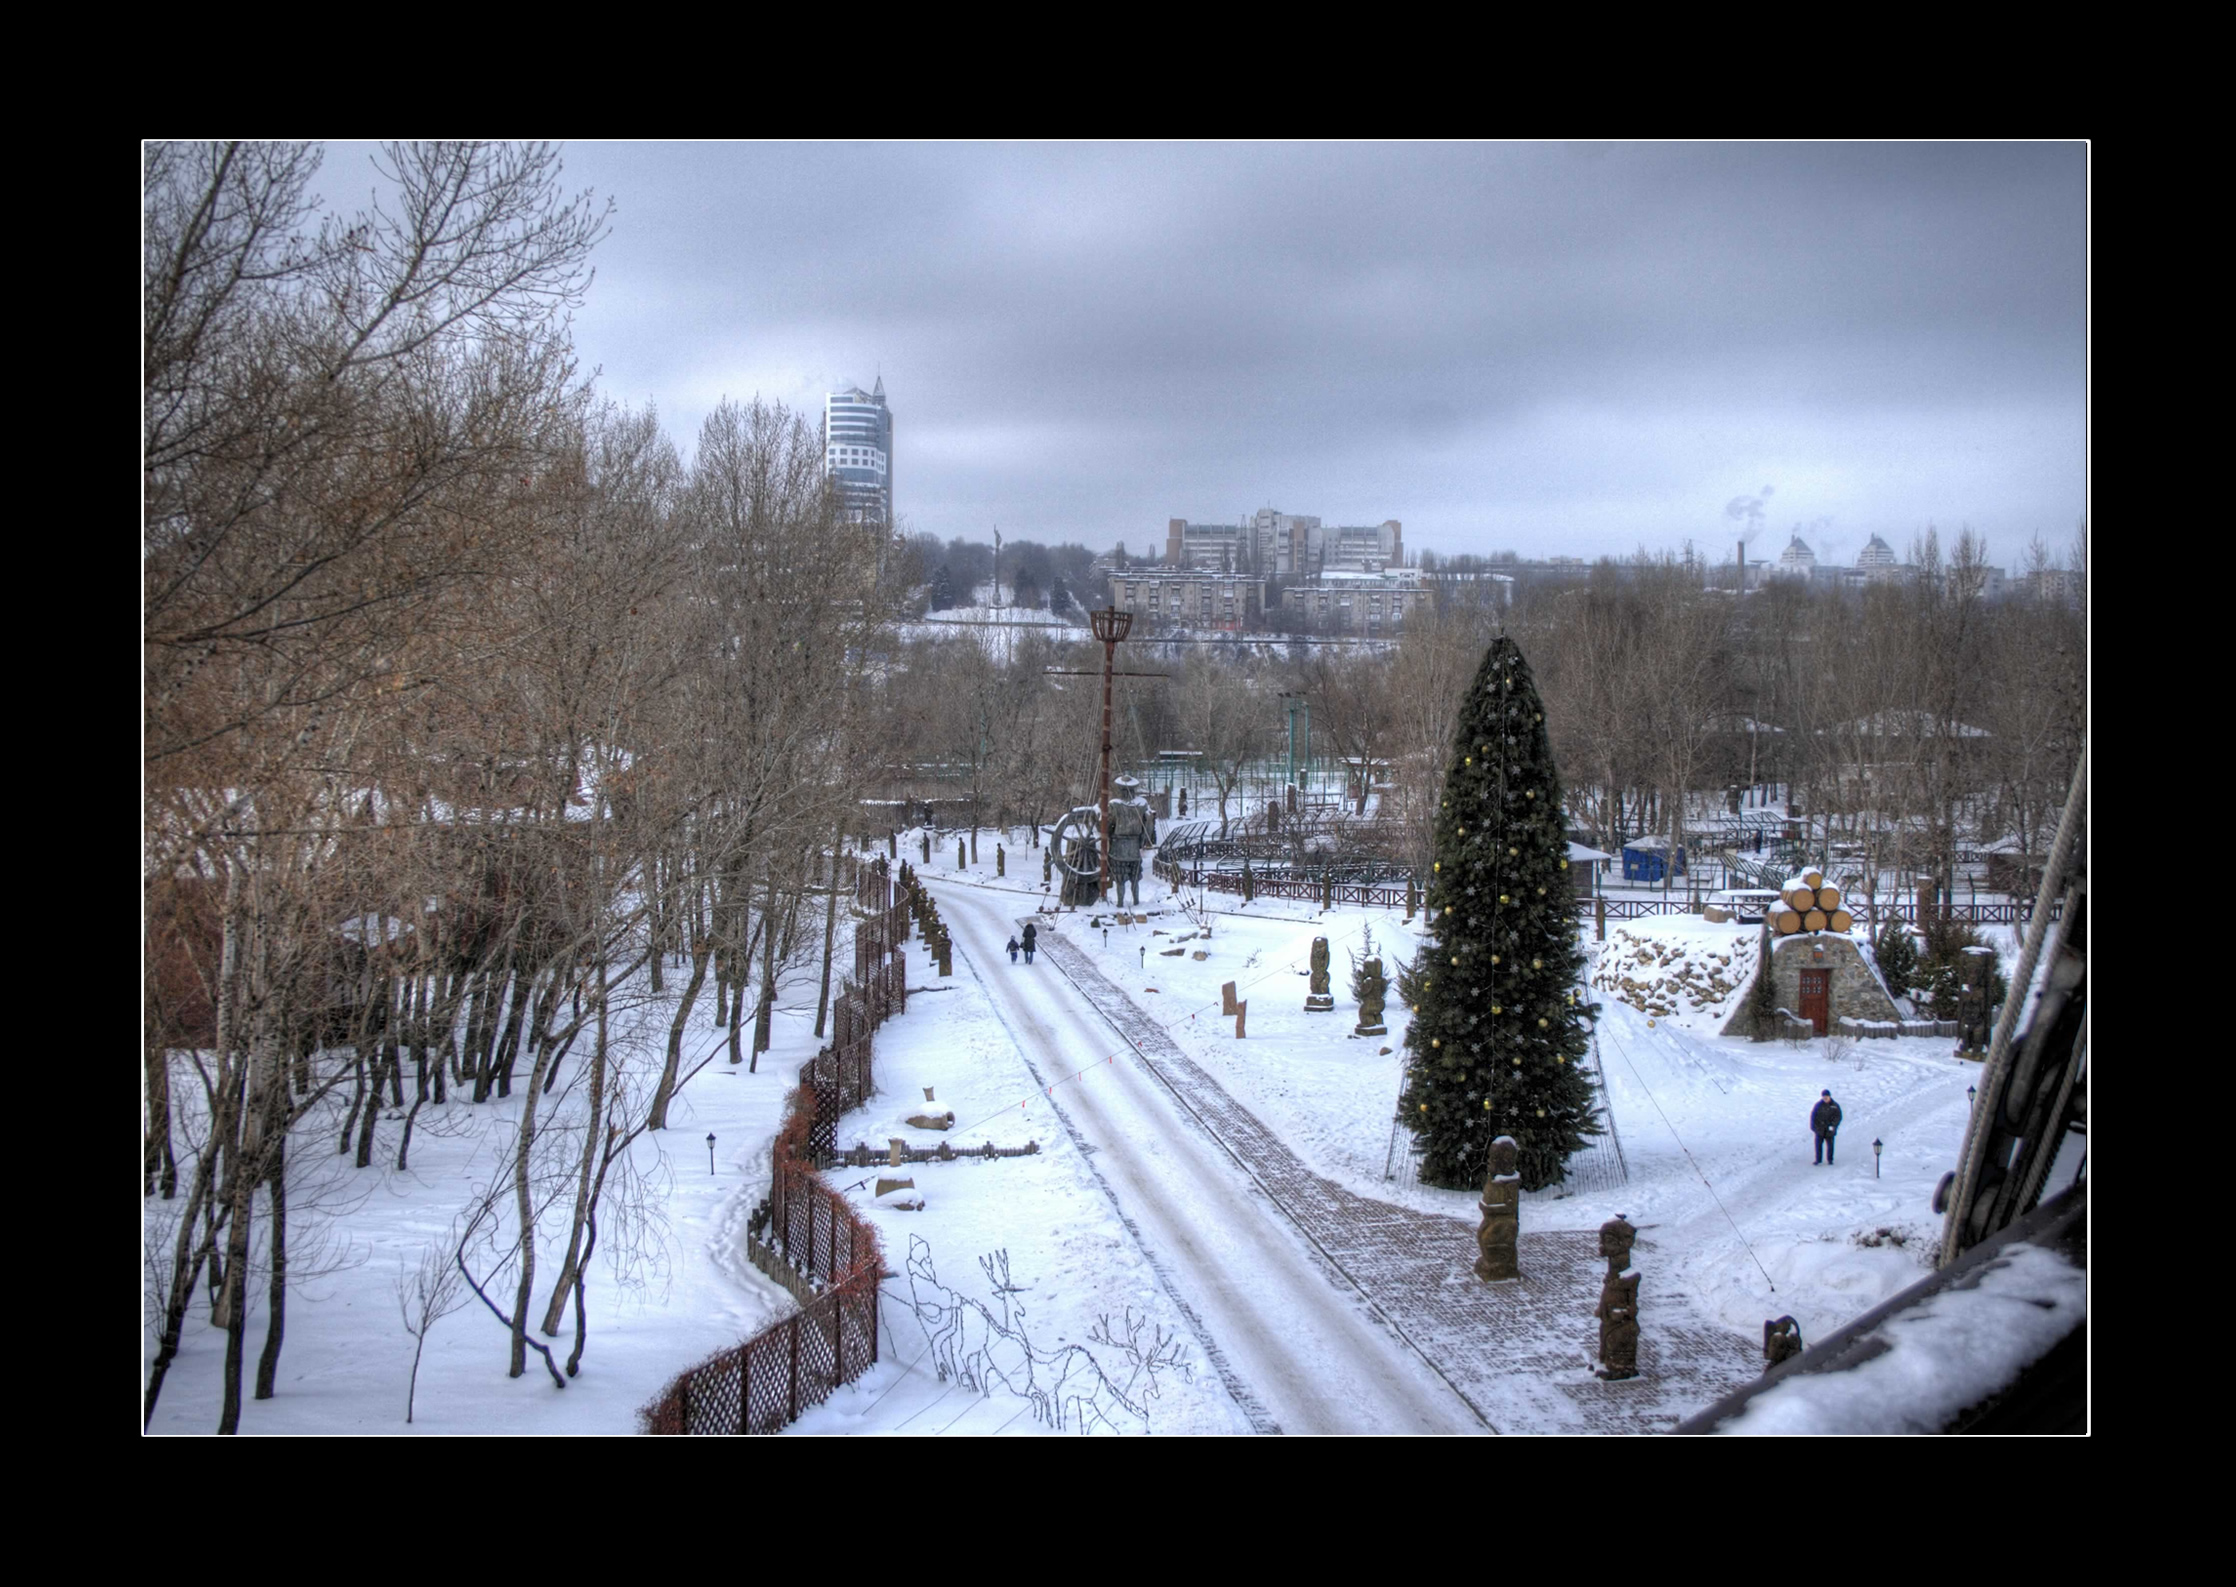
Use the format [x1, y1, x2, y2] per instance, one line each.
[929, 880, 1485, 1434]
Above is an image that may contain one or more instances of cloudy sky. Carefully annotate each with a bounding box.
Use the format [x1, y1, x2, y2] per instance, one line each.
[484, 142, 2087, 566]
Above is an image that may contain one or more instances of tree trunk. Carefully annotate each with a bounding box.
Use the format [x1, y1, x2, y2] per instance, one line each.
[145, 1039, 177, 1198]
[254, 1131, 286, 1400]
[540, 956, 609, 1337]
[491, 963, 534, 1099]
[354, 1043, 384, 1168]
[815, 824, 842, 1039]
[143, 1144, 220, 1426]
[753, 870, 777, 1066]
[648, 941, 711, 1130]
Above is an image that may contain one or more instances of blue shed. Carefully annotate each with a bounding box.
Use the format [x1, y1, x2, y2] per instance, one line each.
[1620, 835, 1686, 883]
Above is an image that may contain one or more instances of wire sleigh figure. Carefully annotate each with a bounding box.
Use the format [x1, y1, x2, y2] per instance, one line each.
[898, 1235, 1195, 1434]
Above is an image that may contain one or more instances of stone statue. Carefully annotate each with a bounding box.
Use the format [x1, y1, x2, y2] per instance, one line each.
[1355, 956, 1388, 1036]
[1763, 1315, 1804, 1373]
[1306, 936, 1335, 1011]
[1474, 1135, 1521, 1281]
[1595, 1214, 1640, 1380]
[1107, 775, 1155, 907]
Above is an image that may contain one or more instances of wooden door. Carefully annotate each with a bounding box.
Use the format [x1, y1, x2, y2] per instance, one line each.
[1799, 968, 1831, 1035]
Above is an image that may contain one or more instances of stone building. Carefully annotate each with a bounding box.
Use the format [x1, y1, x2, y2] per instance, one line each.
[1721, 930, 1900, 1038]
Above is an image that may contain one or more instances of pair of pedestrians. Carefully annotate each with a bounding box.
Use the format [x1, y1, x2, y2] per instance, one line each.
[1006, 922, 1038, 965]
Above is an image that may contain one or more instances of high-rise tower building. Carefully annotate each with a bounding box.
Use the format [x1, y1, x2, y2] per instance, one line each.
[823, 378, 893, 524]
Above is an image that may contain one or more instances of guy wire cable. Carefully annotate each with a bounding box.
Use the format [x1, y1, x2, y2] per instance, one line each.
[1596, 1018, 1778, 1295]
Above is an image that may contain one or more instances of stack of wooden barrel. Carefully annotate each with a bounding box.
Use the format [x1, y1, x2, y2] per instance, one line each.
[1773, 869, 1854, 936]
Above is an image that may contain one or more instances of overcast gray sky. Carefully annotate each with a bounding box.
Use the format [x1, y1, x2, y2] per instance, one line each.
[505, 142, 2087, 566]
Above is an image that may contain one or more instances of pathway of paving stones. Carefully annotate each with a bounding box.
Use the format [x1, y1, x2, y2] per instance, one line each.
[1040, 929, 1759, 1433]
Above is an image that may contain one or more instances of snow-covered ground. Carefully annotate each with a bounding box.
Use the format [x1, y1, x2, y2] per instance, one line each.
[145, 991, 820, 1434]
[910, 832, 1985, 1359]
[146, 824, 2017, 1434]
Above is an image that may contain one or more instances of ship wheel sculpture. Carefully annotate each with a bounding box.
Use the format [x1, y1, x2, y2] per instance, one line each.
[1048, 805, 1105, 906]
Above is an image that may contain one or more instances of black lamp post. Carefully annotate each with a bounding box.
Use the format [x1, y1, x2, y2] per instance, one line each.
[1968, 1084, 1977, 1108]
[706, 1133, 717, 1175]
[1872, 1137, 1882, 1179]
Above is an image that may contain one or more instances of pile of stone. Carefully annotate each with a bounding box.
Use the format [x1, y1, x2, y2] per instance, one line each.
[1592, 928, 1750, 1019]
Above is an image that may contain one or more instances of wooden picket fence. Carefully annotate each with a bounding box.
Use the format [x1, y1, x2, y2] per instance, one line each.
[640, 861, 907, 1435]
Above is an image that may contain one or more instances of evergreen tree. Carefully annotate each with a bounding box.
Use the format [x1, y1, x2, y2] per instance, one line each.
[928, 565, 955, 612]
[1748, 926, 1781, 1039]
[1872, 922, 1918, 998]
[1399, 636, 1598, 1191]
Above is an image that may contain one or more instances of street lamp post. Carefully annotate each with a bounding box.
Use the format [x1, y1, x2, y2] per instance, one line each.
[1089, 606, 1133, 908]
[1872, 1137, 1882, 1179]
[706, 1133, 717, 1176]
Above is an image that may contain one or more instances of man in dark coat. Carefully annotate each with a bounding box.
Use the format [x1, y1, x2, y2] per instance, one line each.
[1021, 922, 1038, 964]
[1811, 1090, 1843, 1164]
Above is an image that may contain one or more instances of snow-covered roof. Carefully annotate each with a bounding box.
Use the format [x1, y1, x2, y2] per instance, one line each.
[1568, 841, 1614, 862]
[1833, 711, 1989, 739]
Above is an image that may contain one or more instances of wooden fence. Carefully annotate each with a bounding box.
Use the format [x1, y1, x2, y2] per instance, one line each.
[1168, 862, 2052, 929]
[640, 860, 907, 1435]
[640, 1267, 882, 1435]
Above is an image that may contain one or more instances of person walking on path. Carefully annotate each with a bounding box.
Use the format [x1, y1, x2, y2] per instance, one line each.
[1007, 936, 1020, 964]
[1811, 1090, 1843, 1165]
[1021, 922, 1038, 964]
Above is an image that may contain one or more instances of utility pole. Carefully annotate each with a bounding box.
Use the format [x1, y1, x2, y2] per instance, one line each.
[1090, 606, 1133, 907]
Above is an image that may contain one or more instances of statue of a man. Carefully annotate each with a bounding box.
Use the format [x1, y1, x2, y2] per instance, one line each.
[1306, 936, 1335, 1010]
[1595, 1214, 1640, 1380]
[1763, 1315, 1804, 1373]
[1474, 1135, 1521, 1281]
[1355, 957, 1388, 1036]
[1107, 775, 1155, 907]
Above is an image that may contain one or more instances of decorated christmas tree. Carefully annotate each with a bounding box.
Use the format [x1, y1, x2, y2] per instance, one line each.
[1399, 636, 1599, 1191]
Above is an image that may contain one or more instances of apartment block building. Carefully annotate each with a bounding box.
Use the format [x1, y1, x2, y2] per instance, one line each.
[1107, 570, 1265, 631]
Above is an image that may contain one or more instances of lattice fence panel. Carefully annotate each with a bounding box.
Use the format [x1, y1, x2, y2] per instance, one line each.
[796, 1294, 840, 1413]
[683, 1351, 743, 1435]
[742, 1328, 794, 1434]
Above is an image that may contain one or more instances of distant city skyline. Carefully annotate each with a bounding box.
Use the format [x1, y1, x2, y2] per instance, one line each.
[344, 142, 2087, 564]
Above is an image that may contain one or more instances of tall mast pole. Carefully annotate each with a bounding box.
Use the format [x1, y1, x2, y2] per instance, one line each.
[1090, 606, 1132, 906]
